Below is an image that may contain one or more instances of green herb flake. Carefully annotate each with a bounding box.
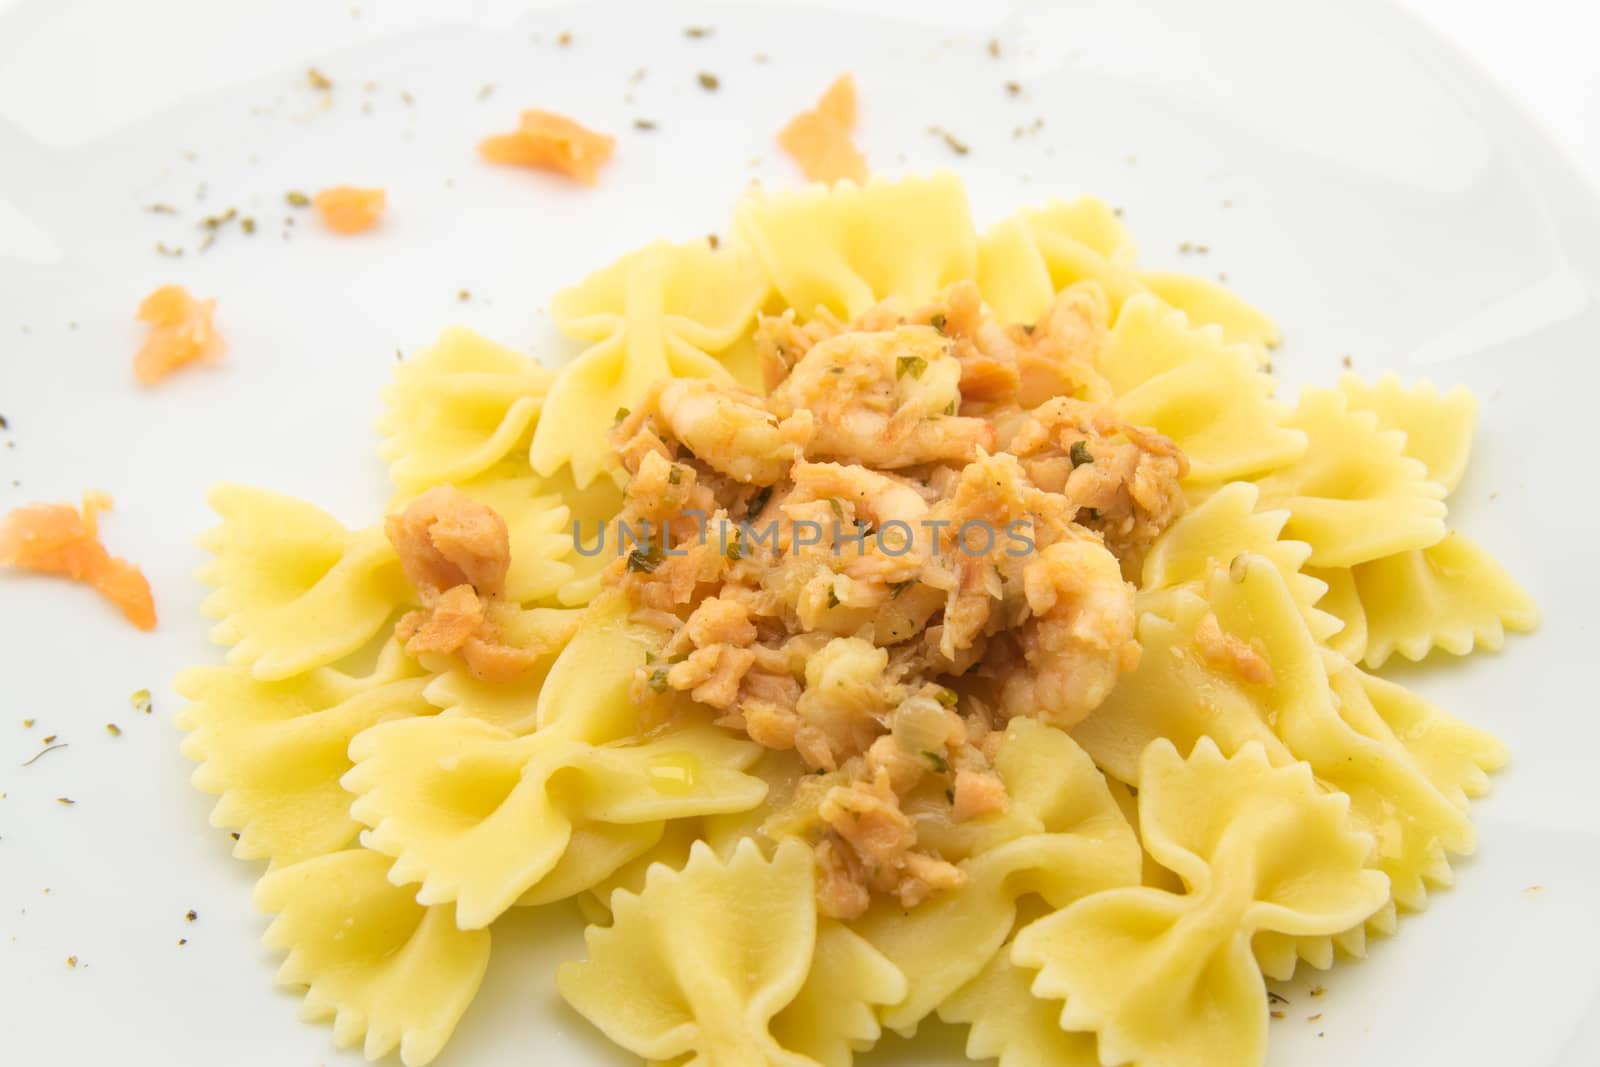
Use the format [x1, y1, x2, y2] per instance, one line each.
[725, 535, 744, 562]
[928, 312, 947, 334]
[668, 466, 683, 485]
[614, 406, 631, 424]
[1070, 440, 1094, 467]
[626, 547, 663, 574]
[935, 688, 959, 708]
[828, 498, 845, 520]
[896, 355, 928, 380]
[943, 401, 957, 416]
[922, 750, 950, 773]
[647, 668, 670, 693]
[826, 586, 841, 609]
[889, 580, 912, 599]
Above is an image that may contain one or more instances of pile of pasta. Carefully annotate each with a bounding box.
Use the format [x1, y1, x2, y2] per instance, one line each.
[175, 172, 1535, 1067]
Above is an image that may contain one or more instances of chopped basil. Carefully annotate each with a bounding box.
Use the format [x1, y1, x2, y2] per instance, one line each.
[1070, 440, 1094, 467]
[896, 354, 928, 380]
[922, 750, 950, 773]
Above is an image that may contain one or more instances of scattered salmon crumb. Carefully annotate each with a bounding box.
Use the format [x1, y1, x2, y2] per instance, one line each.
[0, 492, 156, 630]
[312, 185, 387, 234]
[478, 110, 615, 184]
[778, 73, 866, 184]
[133, 285, 223, 385]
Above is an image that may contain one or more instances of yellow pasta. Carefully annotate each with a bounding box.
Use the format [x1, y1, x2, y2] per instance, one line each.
[1254, 386, 1448, 567]
[531, 238, 770, 487]
[175, 638, 431, 865]
[175, 171, 1533, 1067]
[558, 839, 885, 1067]
[1012, 738, 1390, 1067]
[197, 484, 412, 679]
[256, 849, 490, 1067]
[379, 326, 554, 493]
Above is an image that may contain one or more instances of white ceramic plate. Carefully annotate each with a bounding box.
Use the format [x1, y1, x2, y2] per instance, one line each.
[2, 1, 1598, 1064]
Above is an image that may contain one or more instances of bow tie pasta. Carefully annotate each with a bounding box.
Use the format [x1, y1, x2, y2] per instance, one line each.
[173, 171, 1532, 1067]
[558, 839, 907, 1067]
[1013, 738, 1391, 1067]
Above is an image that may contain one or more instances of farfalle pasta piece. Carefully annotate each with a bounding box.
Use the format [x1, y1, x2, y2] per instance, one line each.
[532, 238, 769, 486]
[1076, 555, 1478, 915]
[852, 719, 1140, 1035]
[1140, 480, 1340, 642]
[1338, 372, 1476, 494]
[344, 713, 766, 927]
[938, 952, 1101, 1067]
[198, 484, 411, 679]
[1328, 660, 1508, 814]
[1069, 585, 1292, 786]
[735, 171, 978, 321]
[379, 327, 554, 493]
[256, 849, 490, 1067]
[1348, 532, 1538, 668]
[976, 199, 1279, 349]
[558, 838, 823, 1067]
[1308, 563, 1368, 662]
[1203, 557, 1479, 911]
[420, 607, 582, 735]
[1253, 386, 1447, 567]
[1097, 296, 1305, 483]
[343, 595, 767, 926]
[512, 820, 667, 909]
[1013, 738, 1390, 1067]
[176, 638, 432, 865]
[769, 919, 908, 1067]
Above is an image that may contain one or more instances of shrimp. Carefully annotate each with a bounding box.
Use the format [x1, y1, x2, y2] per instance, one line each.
[653, 378, 811, 485]
[1008, 396, 1187, 570]
[996, 534, 1140, 729]
[384, 484, 510, 597]
[771, 325, 994, 468]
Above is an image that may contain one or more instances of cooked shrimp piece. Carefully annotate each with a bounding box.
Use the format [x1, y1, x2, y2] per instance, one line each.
[772, 325, 994, 468]
[1009, 396, 1187, 568]
[0, 491, 155, 630]
[312, 185, 386, 234]
[653, 378, 811, 485]
[951, 767, 1009, 822]
[778, 73, 867, 184]
[478, 109, 616, 184]
[385, 485, 510, 597]
[133, 284, 224, 385]
[1194, 611, 1275, 686]
[786, 460, 933, 583]
[997, 535, 1139, 728]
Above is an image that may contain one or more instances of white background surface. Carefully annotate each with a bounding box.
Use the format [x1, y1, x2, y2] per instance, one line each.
[1399, 0, 1600, 191]
[2, 2, 1600, 1067]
